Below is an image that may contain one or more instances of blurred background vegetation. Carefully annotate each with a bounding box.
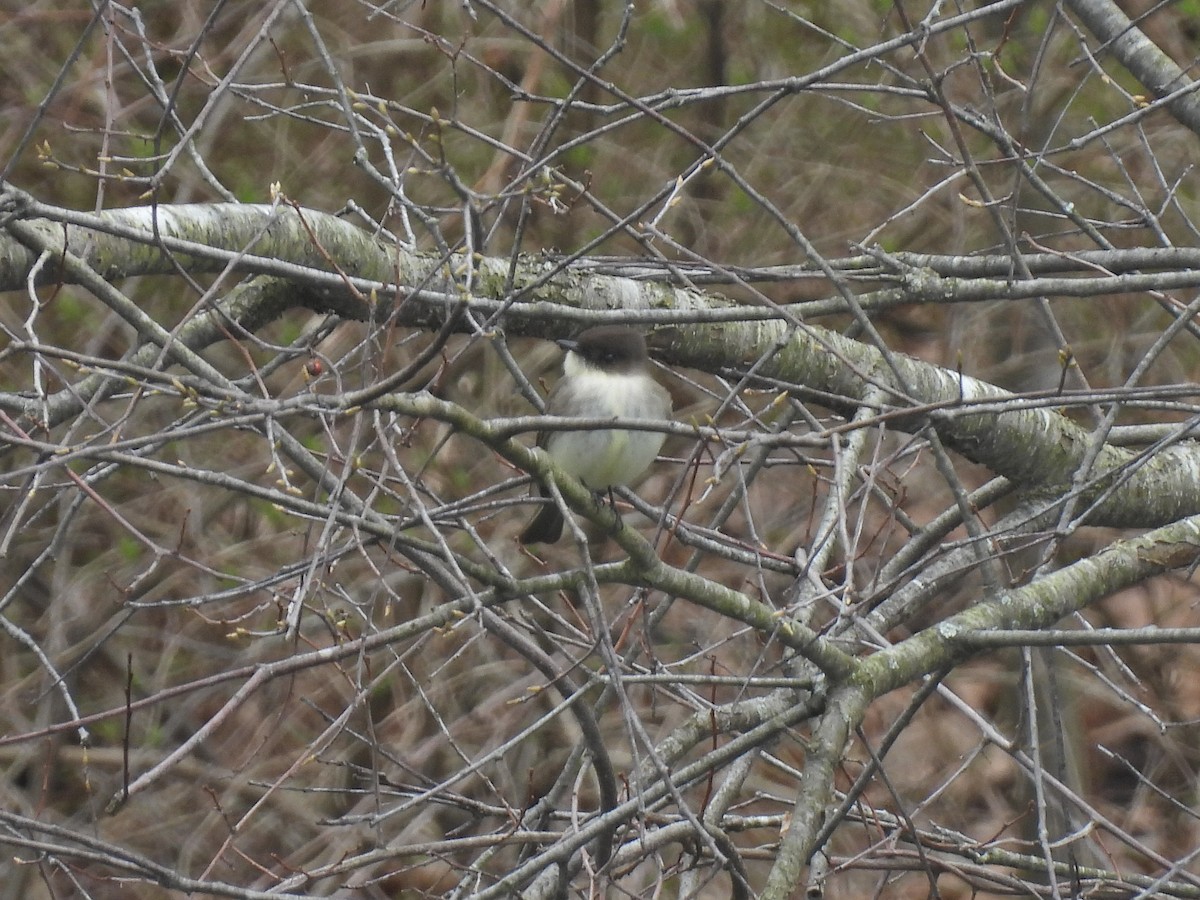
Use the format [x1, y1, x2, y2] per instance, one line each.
[5, 1, 1200, 897]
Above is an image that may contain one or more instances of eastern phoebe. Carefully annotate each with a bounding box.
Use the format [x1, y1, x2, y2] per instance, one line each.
[520, 325, 672, 544]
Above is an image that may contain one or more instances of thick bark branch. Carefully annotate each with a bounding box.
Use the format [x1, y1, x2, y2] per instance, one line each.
[4, 194, 1200, 531]
[1066, 0, 1200, 136]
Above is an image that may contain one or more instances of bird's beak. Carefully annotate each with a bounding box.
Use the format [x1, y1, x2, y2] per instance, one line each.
[555, 338, 579, 353]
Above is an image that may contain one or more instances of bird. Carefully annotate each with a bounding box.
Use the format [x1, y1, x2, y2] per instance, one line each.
[519, 325, 672, 544]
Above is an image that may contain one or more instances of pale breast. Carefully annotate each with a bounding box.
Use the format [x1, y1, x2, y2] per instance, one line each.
[544, 371, 670, 489]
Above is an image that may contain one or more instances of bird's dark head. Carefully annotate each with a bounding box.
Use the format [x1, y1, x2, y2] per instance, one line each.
[558, 326, 649, 372]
